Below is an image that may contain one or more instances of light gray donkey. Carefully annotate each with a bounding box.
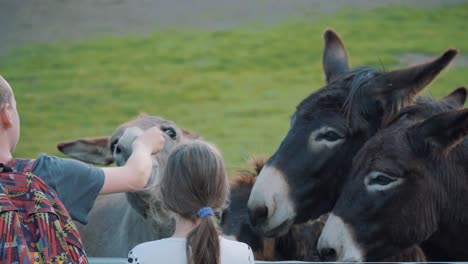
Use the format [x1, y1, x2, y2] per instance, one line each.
[57, 115, 200, 257]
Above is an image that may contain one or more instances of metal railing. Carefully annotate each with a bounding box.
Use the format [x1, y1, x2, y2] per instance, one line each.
[88, 259, 324, 264]
[88, 258, 461, 264]
[88, 258, 328, 264]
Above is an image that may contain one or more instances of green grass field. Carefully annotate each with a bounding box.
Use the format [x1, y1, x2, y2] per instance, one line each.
[1, 4, 467, 174]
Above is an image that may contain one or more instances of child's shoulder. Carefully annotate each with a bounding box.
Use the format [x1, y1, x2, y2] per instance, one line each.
[220, 237, 254, 262]
[129, 238, 187, 263]
[220, 236, 249, 249]
[132, 237, 185, 251]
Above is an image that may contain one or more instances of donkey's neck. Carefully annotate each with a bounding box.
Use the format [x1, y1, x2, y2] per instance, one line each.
[125, 191, 175, 237]
[438, 145, 468, 222]
[380, 245, 426, 262]
[124, 164, 164, 219]
[427, 144, 468, 260]
[125, 191, 154, 218]
[125, 191, 171, 218]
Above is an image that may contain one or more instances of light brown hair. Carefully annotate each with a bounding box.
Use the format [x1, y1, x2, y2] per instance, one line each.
[159, 140, 229, 264]
[0, 75, 12, 105]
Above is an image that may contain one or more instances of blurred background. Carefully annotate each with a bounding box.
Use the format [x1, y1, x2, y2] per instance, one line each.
[0, 0, 467, 173]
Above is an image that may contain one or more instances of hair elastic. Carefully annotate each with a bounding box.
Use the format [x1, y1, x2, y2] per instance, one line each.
[197, 207, 214, 218]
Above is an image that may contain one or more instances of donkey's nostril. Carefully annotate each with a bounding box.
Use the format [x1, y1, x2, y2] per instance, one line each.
[115, 145, 122, 154]
[248, 206, 268, 227]
[319, 248, 337, 261]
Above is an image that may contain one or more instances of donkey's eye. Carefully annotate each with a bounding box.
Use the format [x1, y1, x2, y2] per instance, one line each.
[162, 127, 177, 139]
[365, 171, 403, 192]
[317, 131, 342, 142]
[110, 139, 118, 152]
[368, 174, 395, 186]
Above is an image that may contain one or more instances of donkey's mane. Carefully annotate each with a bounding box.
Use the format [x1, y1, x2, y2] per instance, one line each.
[343, 67, 379, 114]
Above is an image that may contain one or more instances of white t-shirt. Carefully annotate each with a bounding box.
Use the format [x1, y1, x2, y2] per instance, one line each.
[127, 236, 254, 264]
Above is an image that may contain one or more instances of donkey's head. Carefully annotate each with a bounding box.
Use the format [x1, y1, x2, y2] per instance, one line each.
[248, 29, 458, 237]
[220, 157, 274, 259]
[317, 88, 468, 261]
[221, 156, 324, 261]
[57, 115, 200, 192]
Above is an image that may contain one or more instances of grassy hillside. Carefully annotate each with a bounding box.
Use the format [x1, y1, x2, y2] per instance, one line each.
[1, 4, 467, 173]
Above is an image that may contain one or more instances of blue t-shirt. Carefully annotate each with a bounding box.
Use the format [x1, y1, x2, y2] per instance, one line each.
[31, 153, 105, 225]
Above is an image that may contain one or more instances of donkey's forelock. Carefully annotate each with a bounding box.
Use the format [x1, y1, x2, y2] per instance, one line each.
[342, 67, 380, 129]
[297, 67, 380, 128]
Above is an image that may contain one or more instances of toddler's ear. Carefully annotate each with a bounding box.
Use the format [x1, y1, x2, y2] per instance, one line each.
[0, 104, 13, 128]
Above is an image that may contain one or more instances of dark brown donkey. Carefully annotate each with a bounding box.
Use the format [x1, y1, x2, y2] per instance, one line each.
[247, 29, 458, 244]
[318, 87, 468, 261]
[221, 156, 325, 261]
[224, 158, 427, 262]
[57, 115, 200, 257]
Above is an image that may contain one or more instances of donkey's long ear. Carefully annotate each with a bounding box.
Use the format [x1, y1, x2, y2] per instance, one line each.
[411, 108, 468, 153]
[57, 136, 114, 165]
[181, 128, 202, 140]
[323, 29, 349, 83]
[376, 49, 458, 122]
[439, 87, 468, 108]
[383, 49, 458, 93]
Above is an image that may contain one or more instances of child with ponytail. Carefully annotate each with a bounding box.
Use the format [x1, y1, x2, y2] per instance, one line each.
[128, 141, 254, 264]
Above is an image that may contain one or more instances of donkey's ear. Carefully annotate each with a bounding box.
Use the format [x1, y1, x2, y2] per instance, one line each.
[323, 29, 349, 83]
[379, 49, 457, 100]
[374, 49, 458, 122]
[57, 136, 114, 165]
[439, 87, 468, 108]
[412, 109, 468, 153]
[181, 128, 202, 140]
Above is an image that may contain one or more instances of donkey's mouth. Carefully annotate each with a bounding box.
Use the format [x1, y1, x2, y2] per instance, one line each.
[261, 218, 294, 238]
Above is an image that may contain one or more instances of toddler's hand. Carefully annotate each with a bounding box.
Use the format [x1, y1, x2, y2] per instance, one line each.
[134, 126, 165, 155]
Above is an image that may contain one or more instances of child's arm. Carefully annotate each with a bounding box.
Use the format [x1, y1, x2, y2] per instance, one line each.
[100, 126, 165, 194]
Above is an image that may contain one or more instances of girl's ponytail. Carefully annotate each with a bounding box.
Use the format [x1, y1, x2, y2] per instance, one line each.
[186, 215, 221, 264]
